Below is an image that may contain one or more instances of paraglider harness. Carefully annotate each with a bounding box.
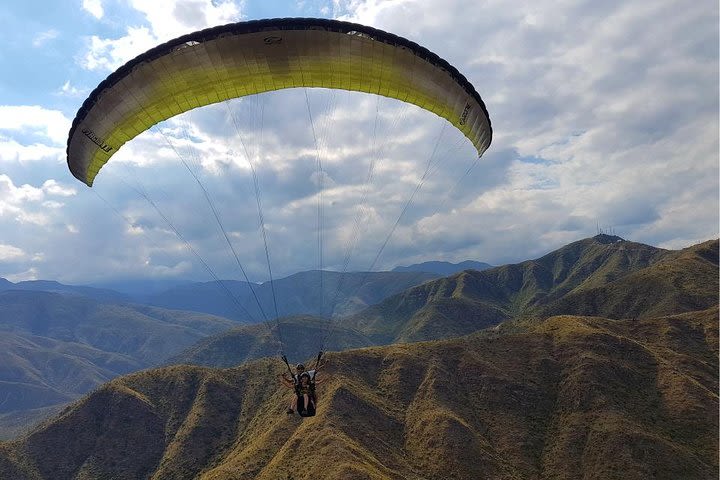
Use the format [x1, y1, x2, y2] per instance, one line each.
[282, 351, 323, 417]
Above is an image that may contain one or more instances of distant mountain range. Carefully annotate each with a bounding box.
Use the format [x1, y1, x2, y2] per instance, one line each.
[0, 270, 444, 322]
[0, 279, 129, 303]
[143, 270, 439, 321]
[1, 306, 715, 479]
[392, 259, 493, 275]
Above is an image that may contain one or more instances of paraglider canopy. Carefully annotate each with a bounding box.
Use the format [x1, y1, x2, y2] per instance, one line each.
[66, 17, 492, 186]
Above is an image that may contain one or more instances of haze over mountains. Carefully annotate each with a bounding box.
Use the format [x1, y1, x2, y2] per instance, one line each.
[0, 234, 716, 479]
[144, 270, 440, 321]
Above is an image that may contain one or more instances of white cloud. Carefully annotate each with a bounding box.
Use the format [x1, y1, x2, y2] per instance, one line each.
[0, 176, 75, 227]
[0, 137, 63, 163]
[42, 180, 77, 197]
[16, 211, 51, 226]
[81, 0, 242, 71]
[56, 81, 85, 97]
[42, 200, 65, 209]
[32, 29, 59, 48]
[4, 267, 39, 283]
[0, 244, 26, 261]
[82, 26, 157, 71]
[0, 175, 44, 210]
[0, 106, 71, 145]
[83, 0, 104, 19]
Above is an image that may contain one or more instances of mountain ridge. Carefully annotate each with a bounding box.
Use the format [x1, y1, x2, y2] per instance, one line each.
[392, 259, 493, 275]
[338, 236, 718, 345]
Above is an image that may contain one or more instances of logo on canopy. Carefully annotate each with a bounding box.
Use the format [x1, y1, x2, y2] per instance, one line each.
[264, 36, 283, 45]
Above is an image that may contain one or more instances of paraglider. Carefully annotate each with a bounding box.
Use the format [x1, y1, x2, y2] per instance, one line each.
[66, 18, 492, 416]
[279, 361, 326, 417]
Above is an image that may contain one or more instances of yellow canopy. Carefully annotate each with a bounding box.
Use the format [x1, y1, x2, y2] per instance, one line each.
[67, 18, 492, 186]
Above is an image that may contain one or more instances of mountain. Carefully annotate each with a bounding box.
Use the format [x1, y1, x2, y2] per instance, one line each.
[0, 290, 235, 439]
[0, 279, 128, 303]
[539, 239, 719, 318]
[146, 270, 439, 321]
[392, 259, 493, 275]
[169, 315, 373, 367]
[88, 278, 194, 298]
[166, 236, 718, 368]
[339, 236, 718, 344]
[0, 307, 715, 479]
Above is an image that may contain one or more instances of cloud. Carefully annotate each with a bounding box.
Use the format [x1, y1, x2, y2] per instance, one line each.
[32, 29, 59, 48]
[0, 175, 76, 226]
[0, 138, 63, 163]
[83, 0, 104, 19]
[0, 175, 44, 209]
[42, 179, 77, 197]
[81, 26, 156, 71]
[56, 81, 86, 98]
[0, 244, 26, 261]
[3, 267, 39, 283]
[0, 106, 71, 145]
[81, 0, 242, 71]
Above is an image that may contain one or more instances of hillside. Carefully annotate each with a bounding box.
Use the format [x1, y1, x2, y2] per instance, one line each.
[146, 270, 438, 321]
[0, 307, 716, 479]
[0, 290, 234, 439]
[340, 236, 718, 344]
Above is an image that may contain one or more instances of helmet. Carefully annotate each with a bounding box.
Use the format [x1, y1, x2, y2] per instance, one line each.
[296, 364, 305, 370]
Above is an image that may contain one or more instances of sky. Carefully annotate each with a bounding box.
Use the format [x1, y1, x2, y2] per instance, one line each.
[0, 0, 717, 287]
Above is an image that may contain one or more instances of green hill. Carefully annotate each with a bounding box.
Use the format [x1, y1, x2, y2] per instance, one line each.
[339, 236, 717, 344]
[540, 239, 719, 318]
[0, 307, 715, 479]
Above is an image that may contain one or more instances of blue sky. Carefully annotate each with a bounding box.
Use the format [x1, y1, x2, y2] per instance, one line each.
[0, 0, 718, 286]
